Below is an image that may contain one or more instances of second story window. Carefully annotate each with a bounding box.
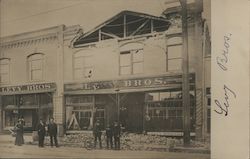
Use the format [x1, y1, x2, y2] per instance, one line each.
[0, 58, 10, 84]
[27, 53, 44, 81]
[167, 36, 182, 71]
[120, 42, 144, 75]
[73, 50, 93, 80]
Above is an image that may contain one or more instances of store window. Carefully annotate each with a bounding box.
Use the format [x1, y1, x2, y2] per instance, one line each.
[40, 93, 53, 106]
[3, 95, 17, 127]
[66, 95, 94, 130]
[120, 42, 144, 75]
[2, 95, 15, 106]
[73, 50, 93, 79]
[0, 58, 10, 84]
[20, 94, 38, 106]
[145, 90, 195, 132]
[27, 53, 44, 81]
[167, 37, 182, 71]
[3, 93, 53, 130]
[5, 111, 18, 127]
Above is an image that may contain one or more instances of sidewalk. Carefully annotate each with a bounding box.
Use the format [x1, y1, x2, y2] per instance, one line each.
[0, 134, 210, 154]
[0, 133, 33, 144]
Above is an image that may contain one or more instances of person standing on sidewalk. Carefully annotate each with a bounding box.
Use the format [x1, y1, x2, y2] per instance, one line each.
[19, 116, 25, 144]
[105, 124, 113, 149]
[14, 119, 24, 146]
[113, 121, 121, 150]
[93, 120, 102, 149]
[37, 119, 46, 147]
[47, 118, 59, 147]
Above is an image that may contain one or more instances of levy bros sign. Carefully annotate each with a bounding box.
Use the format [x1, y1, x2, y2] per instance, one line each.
[0, 83, 56, 95]
[64, 74, 195, 92]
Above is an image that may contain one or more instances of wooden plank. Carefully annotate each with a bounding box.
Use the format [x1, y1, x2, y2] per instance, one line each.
[100, 31, 119, 39]
[124, 15, 126, 38]
[130, 19, 150, 36]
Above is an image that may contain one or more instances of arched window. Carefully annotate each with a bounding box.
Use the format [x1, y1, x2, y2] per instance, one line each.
[27, 53, 44, 81]
[0, 58, 10, 84]
[167, 36, 182, 71]
[73, 50, 93, 79]
[119, 42, 144, 75]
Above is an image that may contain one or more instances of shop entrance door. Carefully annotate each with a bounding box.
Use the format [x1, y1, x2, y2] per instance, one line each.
[120, 93, 144, 132]
[32, 110, 39, 130]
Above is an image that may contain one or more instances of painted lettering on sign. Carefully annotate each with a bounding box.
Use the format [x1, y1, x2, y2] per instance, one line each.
[64, 74, 195, 91]
[0, 83, 55, 94]
[123, 77, 168, 88]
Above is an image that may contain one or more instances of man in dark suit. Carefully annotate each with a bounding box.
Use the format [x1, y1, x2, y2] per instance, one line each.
[105, 124, 113, 149]
[47, 118, 59, 147]
[113, 121, 121, 150]
[37, 119, 46, 147]
[93, 120, 102, 149]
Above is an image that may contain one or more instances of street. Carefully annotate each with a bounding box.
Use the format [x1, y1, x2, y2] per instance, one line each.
[0, 143, 210, 159]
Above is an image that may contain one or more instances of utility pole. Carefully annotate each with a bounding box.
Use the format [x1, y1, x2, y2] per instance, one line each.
[179, 0, 190, 146]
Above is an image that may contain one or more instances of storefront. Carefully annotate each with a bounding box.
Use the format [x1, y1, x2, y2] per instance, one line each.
[64, 73, 195, 133]
[0, 83, 56, 131]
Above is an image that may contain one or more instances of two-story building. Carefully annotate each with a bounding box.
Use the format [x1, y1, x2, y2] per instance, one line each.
[0, 2, 210, 140]
[0, 25, 81, 135]
[63, 8, 211, 139]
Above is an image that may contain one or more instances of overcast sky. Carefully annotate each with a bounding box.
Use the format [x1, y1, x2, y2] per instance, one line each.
[0, 0, 210, 37]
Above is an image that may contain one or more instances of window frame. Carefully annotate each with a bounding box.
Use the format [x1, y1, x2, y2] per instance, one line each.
[0, 58, 11, 84]
[119, 45, 144, 75]
[166, 36, 183, 71]
[27, 53, 45, 82]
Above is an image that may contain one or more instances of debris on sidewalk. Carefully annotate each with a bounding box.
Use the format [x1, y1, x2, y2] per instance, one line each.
[27, 132, 210, 153]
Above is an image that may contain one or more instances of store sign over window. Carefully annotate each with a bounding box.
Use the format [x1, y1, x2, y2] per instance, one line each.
[64, 74, 195, 92]
[0, 83, 56, 95]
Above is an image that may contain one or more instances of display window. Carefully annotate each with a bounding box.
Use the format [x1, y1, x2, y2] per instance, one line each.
[144, 90, 195, 132]
[66, 95, 106, 131]
[2, 93, 53, 131]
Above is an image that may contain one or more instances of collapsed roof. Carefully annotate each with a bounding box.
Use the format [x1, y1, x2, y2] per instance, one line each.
[73, 10, 171, 47]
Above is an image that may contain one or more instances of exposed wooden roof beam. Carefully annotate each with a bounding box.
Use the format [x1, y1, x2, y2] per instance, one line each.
[130, 19, 150, 36]
[101, 31, 120, 39]
[124, 15, 127, 38]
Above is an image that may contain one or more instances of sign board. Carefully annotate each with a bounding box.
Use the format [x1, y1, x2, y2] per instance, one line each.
[0, 83, 56, 95]
[64, 73, 195, 92]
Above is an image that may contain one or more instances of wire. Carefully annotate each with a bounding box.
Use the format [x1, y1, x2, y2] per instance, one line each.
[3, 1, 85, 23]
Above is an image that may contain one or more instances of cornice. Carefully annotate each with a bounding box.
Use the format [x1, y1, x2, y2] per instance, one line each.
[0, 25, 64, 49]
[0, 34, 58, 49]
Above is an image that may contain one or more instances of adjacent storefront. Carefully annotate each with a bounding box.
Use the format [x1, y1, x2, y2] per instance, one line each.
[0, 83, 56, 131]
[64, 73, 195, 133]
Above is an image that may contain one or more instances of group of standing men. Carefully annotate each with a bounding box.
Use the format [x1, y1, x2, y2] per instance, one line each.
[93, 120, 121, 150]
[37, 118, 59, 148]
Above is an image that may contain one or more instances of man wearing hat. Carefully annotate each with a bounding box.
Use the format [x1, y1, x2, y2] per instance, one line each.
[47, 118, 59, 147]
[37, 119, 46, 147]
[113, 121, 121, 150]
[93, 120, 102, 149]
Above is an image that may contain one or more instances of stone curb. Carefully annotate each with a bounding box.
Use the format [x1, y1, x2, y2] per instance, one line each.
[171, 147, 210, 154]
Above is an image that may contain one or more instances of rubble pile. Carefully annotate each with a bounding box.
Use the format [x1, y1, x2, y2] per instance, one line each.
[61, 133, 101, 148]
[190, 140, 210, 149]
[60, 133, 174, 151]
[120, 133, 169, 151]
[31, 133, 210, 152]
